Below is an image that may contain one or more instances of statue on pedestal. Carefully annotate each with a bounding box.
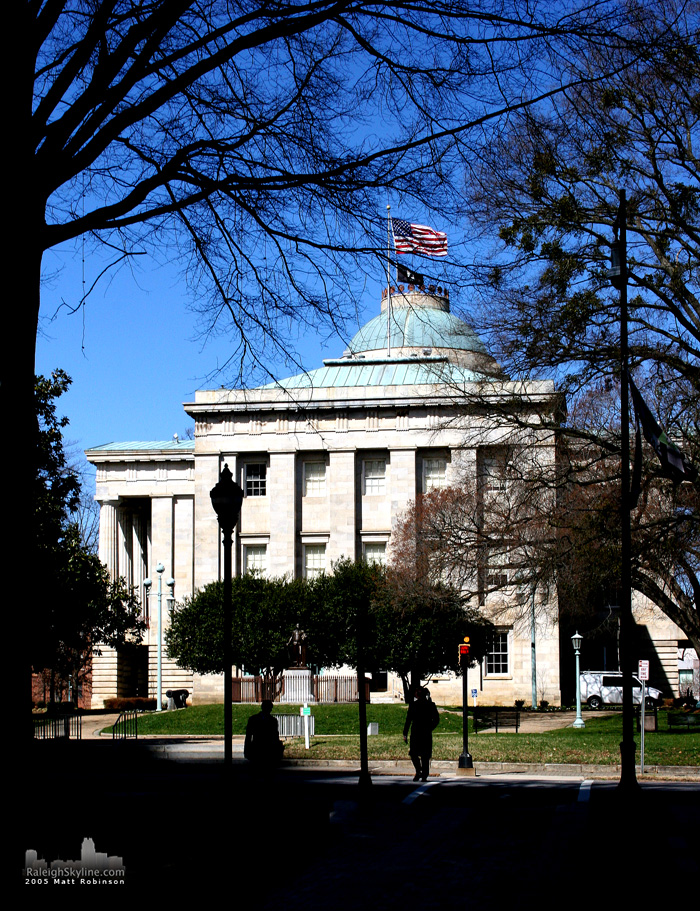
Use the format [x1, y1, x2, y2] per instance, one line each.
[287, 624, 308, 669]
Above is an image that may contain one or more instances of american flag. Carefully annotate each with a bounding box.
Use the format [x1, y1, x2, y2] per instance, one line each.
[391, 218, 448, 257]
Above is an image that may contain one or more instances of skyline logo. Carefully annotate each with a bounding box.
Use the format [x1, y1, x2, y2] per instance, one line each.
[24, 837, 125, 886]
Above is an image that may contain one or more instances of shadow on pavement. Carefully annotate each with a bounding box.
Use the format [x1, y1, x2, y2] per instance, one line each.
[19, 739, 699, 905]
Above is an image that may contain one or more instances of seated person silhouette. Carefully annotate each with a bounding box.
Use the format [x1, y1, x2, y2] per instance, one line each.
[244, 700, 284, 768]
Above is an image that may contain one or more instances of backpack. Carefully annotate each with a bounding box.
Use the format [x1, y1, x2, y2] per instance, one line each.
[430, 700, 440, 731]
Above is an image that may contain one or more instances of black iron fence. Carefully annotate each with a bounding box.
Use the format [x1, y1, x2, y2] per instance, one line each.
[33, 714, 82, 740]
[472, 707, 521, 733]
[112, 710, 139, 740]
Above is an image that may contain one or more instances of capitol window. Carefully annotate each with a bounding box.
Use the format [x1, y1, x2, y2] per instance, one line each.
[363, 541, 387, 565]
[303, 461, 326, 496]
[244, 463, 267, 497]
[304, 544, 326, 579]
[423, 457, 447, 491]
[243, 545, 267, 576]
[362, 459, 386, 495]
[485, 630, 511, 677]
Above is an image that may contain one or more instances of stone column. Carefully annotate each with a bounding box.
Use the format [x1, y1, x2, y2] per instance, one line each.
[173, 495, 195, 601]
[268, 451, 297, 576]
[93, 500, 121, 708]
[99, 500, 119, 579]
[389, 448, 417, 527]
[149, 496, 172, 625]
[328, 449, 356, 564]
[448, 447, 476, 487]
[118, 506, 133, 588]
[194, 453, 227, 590]
[132, 509, 148, 596]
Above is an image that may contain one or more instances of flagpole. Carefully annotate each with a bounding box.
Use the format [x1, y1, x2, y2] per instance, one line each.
[387, 204, 392, 357]
[616, 188, 639, 795]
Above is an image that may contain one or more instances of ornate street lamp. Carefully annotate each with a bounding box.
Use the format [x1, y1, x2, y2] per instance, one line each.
[144, 564, 175, 711]
[210, 463, 244, 767]
[571, 632, 585, 729]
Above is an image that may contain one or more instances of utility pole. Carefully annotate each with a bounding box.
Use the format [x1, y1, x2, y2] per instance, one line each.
[609, 189, 639, 794]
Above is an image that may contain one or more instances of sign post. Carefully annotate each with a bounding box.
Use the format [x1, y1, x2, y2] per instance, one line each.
[301, 703, 311, 750]
[639, 660, 650, 773]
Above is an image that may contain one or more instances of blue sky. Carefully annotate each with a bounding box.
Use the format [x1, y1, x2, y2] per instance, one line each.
[35, 244, 379, 471]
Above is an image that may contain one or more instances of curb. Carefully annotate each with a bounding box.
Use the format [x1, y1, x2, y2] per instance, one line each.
[279, 758, 699, 780]
[131, 742, 698, 780]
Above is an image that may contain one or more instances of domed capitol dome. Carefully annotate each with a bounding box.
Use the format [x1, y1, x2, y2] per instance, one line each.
[269, 285, 502, 390]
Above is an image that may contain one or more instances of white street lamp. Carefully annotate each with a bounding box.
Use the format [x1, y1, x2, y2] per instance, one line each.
[571, 632, 585, 729]
[144, 563, 175, 711]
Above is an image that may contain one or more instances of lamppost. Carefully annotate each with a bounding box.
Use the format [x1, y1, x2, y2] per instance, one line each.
[530, 585, 537, 710]
[458, 639, 474, 771]
[167, 578, 176, 617]
[356, 598, 372, 789]
[210, 463, 244, 767]
[144, 563, 175, 711]
[571, 632, 585, 729]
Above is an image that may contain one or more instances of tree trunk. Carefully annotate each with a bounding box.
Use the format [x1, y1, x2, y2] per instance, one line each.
[7, 2, 43, 737]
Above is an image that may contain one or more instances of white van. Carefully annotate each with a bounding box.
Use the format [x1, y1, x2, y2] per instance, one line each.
[580, 671, 663, 709]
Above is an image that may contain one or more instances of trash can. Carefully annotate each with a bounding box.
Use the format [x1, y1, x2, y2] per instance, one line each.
[636, 705, 657, 732]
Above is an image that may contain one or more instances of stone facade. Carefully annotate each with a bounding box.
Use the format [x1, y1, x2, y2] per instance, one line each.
[86, 287, 692, 708]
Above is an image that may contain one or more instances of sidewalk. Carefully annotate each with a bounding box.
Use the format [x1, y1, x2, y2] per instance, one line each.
[71, 711, 697, 780]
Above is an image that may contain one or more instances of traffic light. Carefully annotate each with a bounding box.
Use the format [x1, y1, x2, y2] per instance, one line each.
[609, 232, 624, 290]
[459, 637, 470, 663]
[608, 198, 626, 291]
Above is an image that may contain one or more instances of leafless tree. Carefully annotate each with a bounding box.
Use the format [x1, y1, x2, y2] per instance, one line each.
[10, 1, 654, 715]
[439, 1, 700, 653]
[390, 436, 559, 624]
[461, 2, 698, 386]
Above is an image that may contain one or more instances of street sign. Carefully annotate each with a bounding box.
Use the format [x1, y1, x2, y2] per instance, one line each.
[301, 703, 311, 750]
[639, 660, 650, 681]
[471, 689, 477, 699]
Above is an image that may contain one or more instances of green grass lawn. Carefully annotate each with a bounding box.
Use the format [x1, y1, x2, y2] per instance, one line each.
[127, 704, 699, 766]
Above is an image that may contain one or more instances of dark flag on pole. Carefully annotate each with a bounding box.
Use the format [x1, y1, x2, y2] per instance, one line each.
[397, 263, 425, 285]
[629, 379, 697, 506]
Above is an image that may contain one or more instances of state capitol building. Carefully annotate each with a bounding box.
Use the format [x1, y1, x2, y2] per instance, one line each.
[86, 284, 688, 707]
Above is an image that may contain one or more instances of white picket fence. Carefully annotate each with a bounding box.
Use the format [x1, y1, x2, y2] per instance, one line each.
[273, 713, 316, 737]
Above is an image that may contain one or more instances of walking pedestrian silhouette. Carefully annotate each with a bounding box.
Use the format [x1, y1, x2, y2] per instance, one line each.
[403, 686, 440, 781]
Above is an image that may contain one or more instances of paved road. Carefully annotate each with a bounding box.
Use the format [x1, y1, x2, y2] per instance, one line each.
[20, 739, 699, 904]
[258, 773, 700, 910]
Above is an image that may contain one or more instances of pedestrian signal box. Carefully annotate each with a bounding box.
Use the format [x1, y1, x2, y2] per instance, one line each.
[459, 641, 470, 660]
